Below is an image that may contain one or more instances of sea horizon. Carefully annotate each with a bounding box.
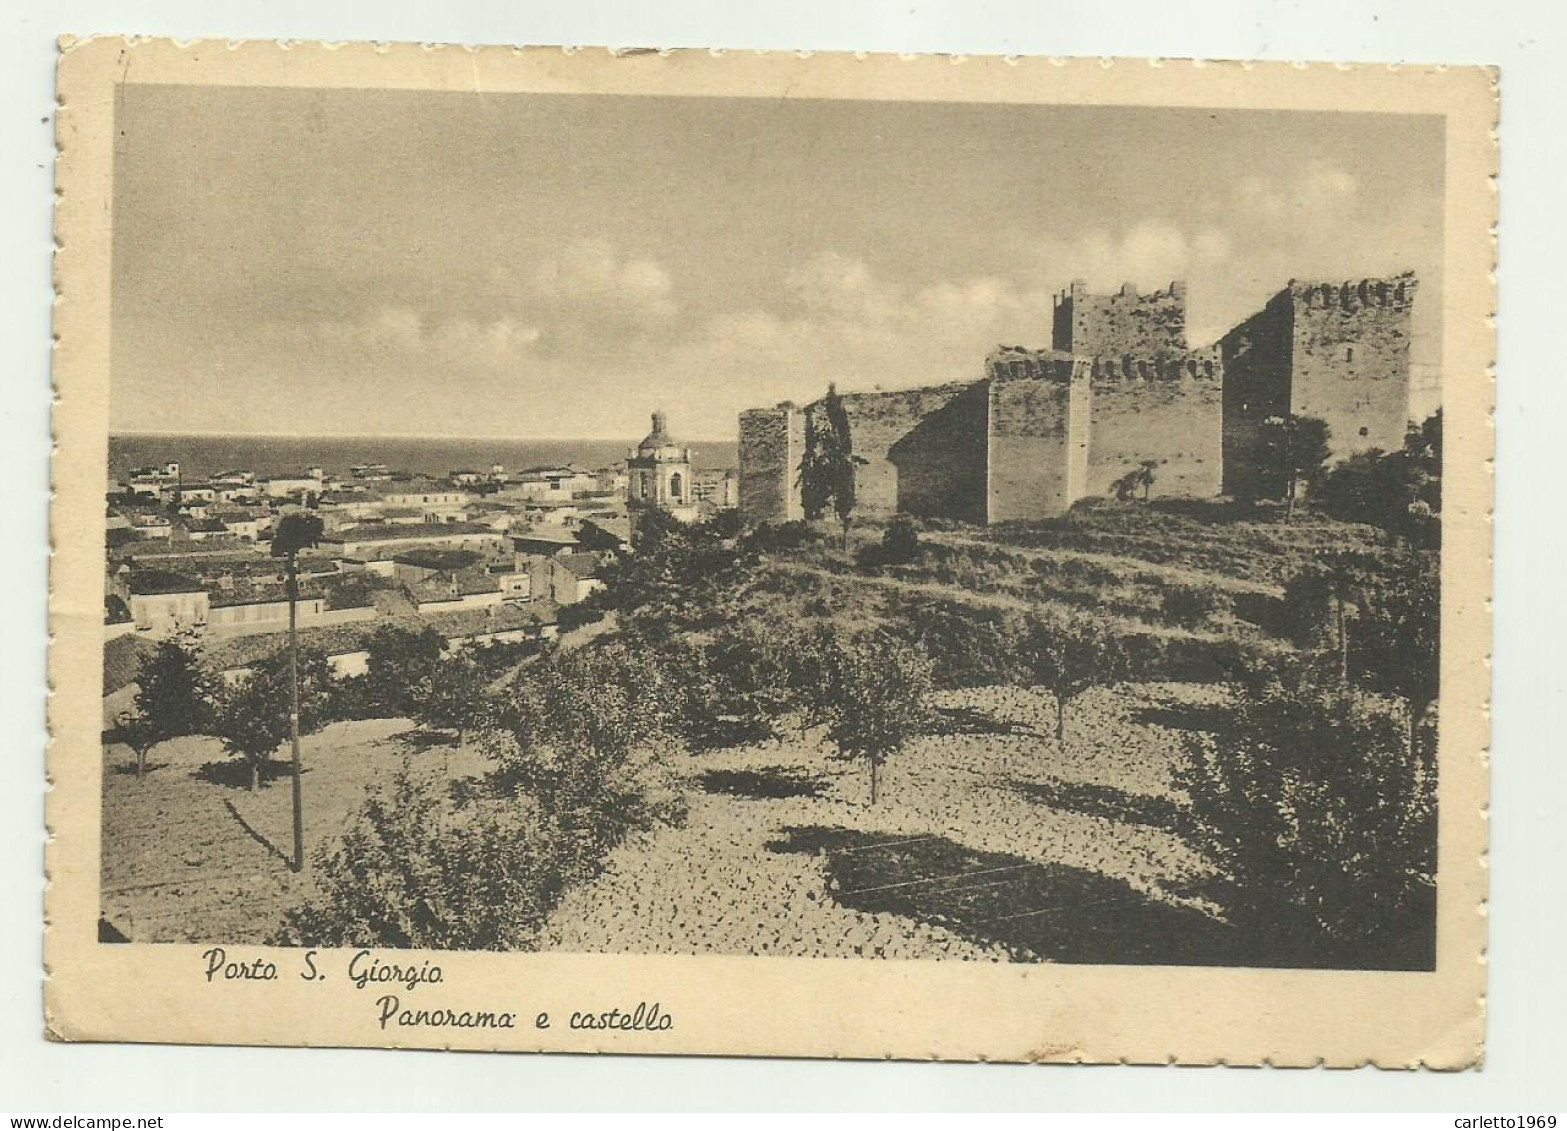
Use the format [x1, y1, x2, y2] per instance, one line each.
[109, 431, 741, 483]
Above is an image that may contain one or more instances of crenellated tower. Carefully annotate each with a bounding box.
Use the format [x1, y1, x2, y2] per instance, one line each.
[1219, 271, 1418, 500]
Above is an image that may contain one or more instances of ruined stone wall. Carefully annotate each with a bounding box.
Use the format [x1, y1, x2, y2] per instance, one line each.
[1288, 274, 1417, 461]
[1085, 352, 1223, 501]
[1052, 281, 1189, 357]
[986, 370, 1084, 522]
[808, 382, 979, 519]
[737, 405, 802, 524]
[1219, 292, 1296, 500]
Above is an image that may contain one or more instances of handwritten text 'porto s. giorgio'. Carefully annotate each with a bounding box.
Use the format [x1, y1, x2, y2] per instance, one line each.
[198, 947, 675, 1034]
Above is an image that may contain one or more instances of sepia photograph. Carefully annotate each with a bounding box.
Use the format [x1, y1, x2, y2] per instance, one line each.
[45, 40, 1494, 1064]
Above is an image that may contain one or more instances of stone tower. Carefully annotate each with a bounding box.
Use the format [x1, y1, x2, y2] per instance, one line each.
[1220, 271, 1418, 500]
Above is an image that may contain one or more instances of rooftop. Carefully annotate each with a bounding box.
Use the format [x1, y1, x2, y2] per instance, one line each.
[326, 521, 494, 544]
[125, 569, 205, 596]
[556, 552, 602, 580]
[392, 548, 484, 572]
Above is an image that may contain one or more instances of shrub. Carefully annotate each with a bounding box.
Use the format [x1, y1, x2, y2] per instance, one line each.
[743, 520, 818, 555]
[1161, 582, 1231, 628]
[855, 514, 923, 570]
[277, 768, 569, 950]
[887, 597, 1017, 689]
[1178, 663, 1436, 967]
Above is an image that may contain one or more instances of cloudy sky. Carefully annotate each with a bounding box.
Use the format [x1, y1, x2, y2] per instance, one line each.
[111, 86, 1443, 440]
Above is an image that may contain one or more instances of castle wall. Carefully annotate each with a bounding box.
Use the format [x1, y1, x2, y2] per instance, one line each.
[1288, 275, 1417, 461]
[1053, 281, 1188, 357]
[737, 405, 803, 524]
[887, 381, 991, 523]
[737, 272, 1421, 525]
[1219, 293, 1296, 500]
[986, 371, 1085, 522]
[1086, 359, 1223, 501]
[813, 382, 977, 519]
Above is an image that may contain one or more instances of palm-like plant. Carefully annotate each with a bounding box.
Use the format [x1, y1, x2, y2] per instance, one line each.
[271, 512, 324, 872]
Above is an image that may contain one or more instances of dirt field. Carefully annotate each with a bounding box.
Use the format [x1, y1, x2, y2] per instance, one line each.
[99, 718, 488, 944]
[544, 681, 1234, 964]
[101, 682, 1237, 962]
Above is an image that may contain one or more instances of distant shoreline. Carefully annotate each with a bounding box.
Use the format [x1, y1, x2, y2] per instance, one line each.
[109, 430, 740, 445]
[108, 432, 741, 482]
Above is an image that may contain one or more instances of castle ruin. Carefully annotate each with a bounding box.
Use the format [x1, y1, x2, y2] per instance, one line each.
[738, 272, 1420, 524]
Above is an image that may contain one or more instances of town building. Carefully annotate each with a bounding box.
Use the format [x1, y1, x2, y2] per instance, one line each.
[738, 272, 1425, 524]
[260, 468, 326, 498]
[322, 521, 506, 559]
[378, 484, 470, 522]
[123, 569, 209, 635]
[527, 551, 605, 606]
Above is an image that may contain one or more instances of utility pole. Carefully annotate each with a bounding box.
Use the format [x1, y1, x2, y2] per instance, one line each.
[287, 552, 304, 873]
[271, 510, 321, 875]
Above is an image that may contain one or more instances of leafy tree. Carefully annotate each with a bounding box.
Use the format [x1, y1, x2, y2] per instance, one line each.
[798, 384, 868, 551]
[702, 507, 745, 541]
[116, 633, 214, 778]
[824, 635, 933, 804]
[1281, 551, 1379, 684]
[889, 598, 1018, 690]
[412, 652, 493, 745]
[1178, 663, 1436, 965]
[365, 624, 446, 715]
[211, 647, 334, 792]
[1113, 460, 1159, 503]
[1317, 411, 1443, 546]
[1015, 611, 1128, 741]
[699, 621, 799, 742]
[1261, 414, 1332, 521]
[575, 519, 627, 553]
[212, 668, 292, 792]
[271, 512, 324, 871]
[1401, 409, 1443, 511]
[483, 641, 686, 878]
[595, 507, 753, 637]
[1348, 550, 1441, 757]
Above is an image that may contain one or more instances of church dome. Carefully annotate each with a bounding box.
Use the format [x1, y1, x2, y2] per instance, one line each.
[637, 411, 683, 458]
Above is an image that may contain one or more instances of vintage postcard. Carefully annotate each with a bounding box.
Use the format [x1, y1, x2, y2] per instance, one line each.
[47, 38, 1495, 1065]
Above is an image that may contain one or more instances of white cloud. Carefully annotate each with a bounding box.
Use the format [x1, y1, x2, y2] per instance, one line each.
[1236, 160, 1359, 222]
[526, 239, 677, 321]
[314, 306, 544, 368]
[1034, 220, 1233, 296]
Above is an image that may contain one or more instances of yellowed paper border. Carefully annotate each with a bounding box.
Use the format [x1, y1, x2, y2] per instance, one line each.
[47, 37, 1496, 1066]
